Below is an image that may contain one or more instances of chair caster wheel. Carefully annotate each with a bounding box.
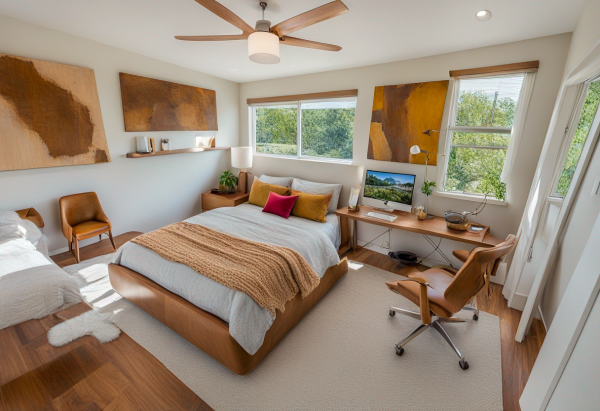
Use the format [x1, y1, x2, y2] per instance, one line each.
[459, 360, 469, 370]
[389, 310, 395, 317]
[473, 313, 479, 321]
[395, 346, 404, 356]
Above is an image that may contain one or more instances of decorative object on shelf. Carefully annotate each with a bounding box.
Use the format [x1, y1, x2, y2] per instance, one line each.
[174, 0, 348, 64]
[417, 210, 427, 220]
[368, 80, 449, 164]
[410, 144, 446, 218]
[219, 170, 238, 194]
[196, 135, 216, 148]
[231, 146, 253, 194]
[148, 138, 156, 153]
[119, 72, 218, 132]
[348, 186, 361, 211]
[136, 136, 150, 153]
[161, 139, 171, 151]
[0, 53, 110, 171]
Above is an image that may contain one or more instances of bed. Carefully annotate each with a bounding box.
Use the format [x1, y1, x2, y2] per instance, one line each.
[0, 210, 81, 330]
[108, 203, 350, 375]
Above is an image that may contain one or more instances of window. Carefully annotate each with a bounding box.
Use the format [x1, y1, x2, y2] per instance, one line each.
[553, 80, 600, 198]
[252, 98, 356, 162]
[442, 74, 526, 201]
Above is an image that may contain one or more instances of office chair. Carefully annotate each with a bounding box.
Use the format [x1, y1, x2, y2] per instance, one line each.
[386, 235, 516, 370]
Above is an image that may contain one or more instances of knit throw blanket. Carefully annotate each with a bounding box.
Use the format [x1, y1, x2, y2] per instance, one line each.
[131, 222, 320, 316]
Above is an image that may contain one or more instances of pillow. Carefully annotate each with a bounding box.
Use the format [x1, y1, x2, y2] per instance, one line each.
[0, 211, 42, 246]
[290, 190, 332, 223]
[248, 179, 292, 208]
[291, 178, 342, 214]
[262, 192, 299, 219]
[258, 175, 294, 188]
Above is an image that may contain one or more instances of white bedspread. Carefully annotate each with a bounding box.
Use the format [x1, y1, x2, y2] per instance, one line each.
[113, 204, 341, 354]
[0, 238, 81, 330]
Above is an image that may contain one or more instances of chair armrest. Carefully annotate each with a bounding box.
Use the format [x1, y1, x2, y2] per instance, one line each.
[406, 274, 432, 324]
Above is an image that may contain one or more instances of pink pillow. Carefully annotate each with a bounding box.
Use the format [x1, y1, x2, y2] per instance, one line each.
[262, 191, 299, 219]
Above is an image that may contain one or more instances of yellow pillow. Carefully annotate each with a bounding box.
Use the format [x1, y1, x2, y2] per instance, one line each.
[248, 179, 291, 208]
[290, 190, 332, 223]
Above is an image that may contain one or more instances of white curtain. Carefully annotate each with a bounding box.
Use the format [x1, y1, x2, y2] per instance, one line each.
[500, 72, 537, 183]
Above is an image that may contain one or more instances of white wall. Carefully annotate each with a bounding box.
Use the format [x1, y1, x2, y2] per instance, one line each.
[239, 34, 571, 266]
[539, 0, 600, 327]
[0, 15, 240, 253]
[563, 0, 600, 76]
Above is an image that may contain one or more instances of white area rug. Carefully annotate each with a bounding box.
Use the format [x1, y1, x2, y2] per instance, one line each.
[47, 310, 120, 347]
[64, 254, 503, 411]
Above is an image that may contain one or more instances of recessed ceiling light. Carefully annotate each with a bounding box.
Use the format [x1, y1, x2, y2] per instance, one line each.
[476, 10, 492, 21]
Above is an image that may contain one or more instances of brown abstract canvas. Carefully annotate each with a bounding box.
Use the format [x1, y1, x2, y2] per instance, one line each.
[119, 73, 218, 132]
[0, 53, 110, 171]
[368, 80, 449, 165]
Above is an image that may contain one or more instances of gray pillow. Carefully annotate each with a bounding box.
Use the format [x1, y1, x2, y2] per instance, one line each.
[258, 175, 293, 188]
[291, 178, 343, 214]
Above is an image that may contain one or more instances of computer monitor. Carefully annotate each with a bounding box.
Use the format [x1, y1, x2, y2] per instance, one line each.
[363, 170, 416, 212]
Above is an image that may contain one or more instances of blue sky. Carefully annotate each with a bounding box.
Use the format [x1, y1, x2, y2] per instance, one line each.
[367, 170, 415, 185]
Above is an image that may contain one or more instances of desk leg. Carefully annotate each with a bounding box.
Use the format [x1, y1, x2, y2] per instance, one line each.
[351, 219, 357, 250]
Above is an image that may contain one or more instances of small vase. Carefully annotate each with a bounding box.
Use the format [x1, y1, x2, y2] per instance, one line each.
[219, 184, 230, 194]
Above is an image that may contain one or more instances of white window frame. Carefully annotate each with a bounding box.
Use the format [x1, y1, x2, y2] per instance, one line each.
[250, 96, 357, 164]
[438, 73, 530, 204]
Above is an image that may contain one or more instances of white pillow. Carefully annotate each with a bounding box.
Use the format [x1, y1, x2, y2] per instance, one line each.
[0, 211, 42, 246]
[291, 178, 343, 214]
[258, 175, 294, 188]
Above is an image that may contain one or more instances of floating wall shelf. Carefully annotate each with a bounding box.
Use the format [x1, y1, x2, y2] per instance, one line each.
[126, 147, 229, 158]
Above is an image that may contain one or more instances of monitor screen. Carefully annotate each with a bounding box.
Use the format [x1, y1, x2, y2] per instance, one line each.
[364, 170, 416, 206]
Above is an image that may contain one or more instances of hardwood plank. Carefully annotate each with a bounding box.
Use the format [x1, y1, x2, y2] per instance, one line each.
[450, 61, 539, 78]
[51, 231, 142, 268]
[247, 89, 358, 105]
[348, 247, 546, 411]
[0, 327, 29, 385]
[1, 372, 54, 411]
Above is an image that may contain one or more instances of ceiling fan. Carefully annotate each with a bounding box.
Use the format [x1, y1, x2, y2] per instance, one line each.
[175, 0, 349, 64]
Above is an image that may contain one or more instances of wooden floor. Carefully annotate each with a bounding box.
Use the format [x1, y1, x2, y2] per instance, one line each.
[346, 247, 547, 411]
[0, 232, 212, 411]
[1, 235, 544, 411]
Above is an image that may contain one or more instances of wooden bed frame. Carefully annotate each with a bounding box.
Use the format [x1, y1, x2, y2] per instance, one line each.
[107, 213, 352, 375]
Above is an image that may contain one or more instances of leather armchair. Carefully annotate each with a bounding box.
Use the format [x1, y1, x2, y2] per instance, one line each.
[59, 192, 115, 263]
[386, 234, 516, 370]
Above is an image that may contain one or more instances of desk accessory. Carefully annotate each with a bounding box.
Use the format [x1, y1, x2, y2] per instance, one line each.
[231, 147, 252, 194]
[367, 211, 397, 222]
[348, 187, 360, 211]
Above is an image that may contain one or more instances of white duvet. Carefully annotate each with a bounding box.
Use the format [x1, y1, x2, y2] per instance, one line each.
[113, 204, 341, 354]
[0, 212, 81, 330]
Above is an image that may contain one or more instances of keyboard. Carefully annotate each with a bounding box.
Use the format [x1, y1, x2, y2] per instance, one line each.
[366, 212, 398, 222]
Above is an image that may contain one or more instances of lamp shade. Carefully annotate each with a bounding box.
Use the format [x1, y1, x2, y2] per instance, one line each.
[410, 145, 422, 155]
[231, 146, 253, 169]
[248, 31, 280, 64]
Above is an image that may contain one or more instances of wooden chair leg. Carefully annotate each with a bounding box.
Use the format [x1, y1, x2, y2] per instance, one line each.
[73, 237, 80, 263]
[108, 230, 116, 250]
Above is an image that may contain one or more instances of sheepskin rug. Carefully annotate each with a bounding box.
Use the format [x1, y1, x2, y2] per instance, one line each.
[48, 310, 121, 347]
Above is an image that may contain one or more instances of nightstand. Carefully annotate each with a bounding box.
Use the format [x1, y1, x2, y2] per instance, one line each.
[202, 191, 250, 212]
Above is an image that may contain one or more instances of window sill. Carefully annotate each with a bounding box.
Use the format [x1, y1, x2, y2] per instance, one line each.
[433, 190, 507, 206]
[252, 152, 355, 166]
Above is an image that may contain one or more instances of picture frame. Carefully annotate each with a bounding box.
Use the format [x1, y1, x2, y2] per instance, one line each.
[348, 186, 361, 211]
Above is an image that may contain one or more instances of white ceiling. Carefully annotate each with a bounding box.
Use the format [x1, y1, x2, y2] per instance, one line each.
[0, 0, 584, 83]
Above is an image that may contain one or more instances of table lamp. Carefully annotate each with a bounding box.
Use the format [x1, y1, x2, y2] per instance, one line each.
[231, 147, 253, 194]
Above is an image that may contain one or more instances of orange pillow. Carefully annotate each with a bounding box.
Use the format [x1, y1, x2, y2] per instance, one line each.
[248, 179, 291, 208]
[290, 190, 332, 223]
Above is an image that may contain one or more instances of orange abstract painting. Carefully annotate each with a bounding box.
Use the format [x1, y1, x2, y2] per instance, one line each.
[368, 80, 449, 165]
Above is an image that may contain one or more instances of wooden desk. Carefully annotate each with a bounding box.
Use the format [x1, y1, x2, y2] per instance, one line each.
[336, 205, 502, 253]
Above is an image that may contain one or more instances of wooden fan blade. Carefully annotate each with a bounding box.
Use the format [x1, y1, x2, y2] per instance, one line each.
[280, 36, 341, 51]
[175, 34, 249, 41]
[194, 0, 254, 34]
[271, 0, 348, 38]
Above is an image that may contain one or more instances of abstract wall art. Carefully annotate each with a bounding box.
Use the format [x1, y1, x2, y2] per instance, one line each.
[368, 80, 449, 165]
[0, 53, 110, 171]
[119, 73, 218, 132]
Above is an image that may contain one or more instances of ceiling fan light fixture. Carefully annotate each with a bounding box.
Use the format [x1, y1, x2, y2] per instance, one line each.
[248, 31, 280, 64]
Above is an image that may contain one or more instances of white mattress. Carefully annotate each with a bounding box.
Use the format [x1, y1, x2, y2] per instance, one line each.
[113, 204, 341, 354]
